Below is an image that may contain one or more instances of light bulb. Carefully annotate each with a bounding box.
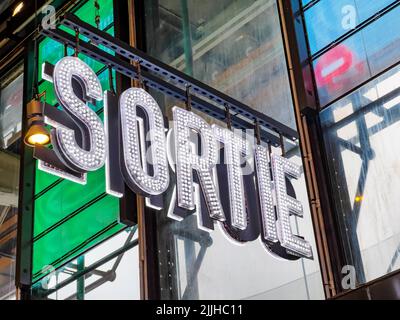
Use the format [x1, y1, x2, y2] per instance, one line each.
[27, 133, 50, 145]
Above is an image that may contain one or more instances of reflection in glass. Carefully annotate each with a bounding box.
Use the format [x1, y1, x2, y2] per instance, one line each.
[313, 35, 369, 106]
[32, 228, 140, 300]
[0, 64, 23, 300]
[146, 0, 296, 129]
[355, 0, 395, 21]
[362, 5, 400, 75]
[0, 66, 23, 149]
[305, 0, 395, 54]
[313, 4, 400, 106]
[321, 63, 400, 284]
[305, 0, 358, 54]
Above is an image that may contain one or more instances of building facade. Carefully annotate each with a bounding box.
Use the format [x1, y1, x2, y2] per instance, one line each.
[0, 0, 399, 300]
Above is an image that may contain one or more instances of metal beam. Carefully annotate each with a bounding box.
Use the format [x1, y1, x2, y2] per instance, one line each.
[65, 270, 115, 300]
[42, 238, 138, 297]
[41, 13, 298, 144]
[41, 27, 283, 146]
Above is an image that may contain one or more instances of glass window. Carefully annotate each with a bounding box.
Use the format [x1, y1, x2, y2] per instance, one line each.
[305, 0, 358, 54]
[362, 5, 400, 75]
[0, 65, 23, 149]
[32, 228, 140, 300]
[305, 0, 396, 54]
[314, 4, 400, 106]
[145, 0, 297, 129]
[0, 64, 23, 300]
[355, 0, 395, 21]
[144, 0, 324, 299]
[302, 0, 314, 7]
[313, 33, 370, 106]
[320, 63, 400, 284]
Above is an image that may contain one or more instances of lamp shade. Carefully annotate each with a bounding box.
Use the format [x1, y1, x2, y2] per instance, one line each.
[24, 122, 51, 147]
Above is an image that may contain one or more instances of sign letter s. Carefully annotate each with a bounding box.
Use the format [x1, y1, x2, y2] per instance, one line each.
[50, 57, 106, 172]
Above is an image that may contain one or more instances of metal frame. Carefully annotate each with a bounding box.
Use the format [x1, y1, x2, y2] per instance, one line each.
[278, 0, 345, 298]
[112, 0, 163, 300]
[39, 13, 298, 147]
[15, 40, 36, 299]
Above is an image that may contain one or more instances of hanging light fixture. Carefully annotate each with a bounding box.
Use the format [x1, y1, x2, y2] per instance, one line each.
[24, 98, 50, 147]
[12, 2, 24, 17]
[24, 0, 50, 148]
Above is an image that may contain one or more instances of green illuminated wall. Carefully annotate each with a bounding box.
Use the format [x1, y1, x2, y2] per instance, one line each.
[32, 0, 125, 282]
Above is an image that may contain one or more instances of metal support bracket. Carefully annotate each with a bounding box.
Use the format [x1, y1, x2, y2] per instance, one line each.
[40, 13, 299, 147]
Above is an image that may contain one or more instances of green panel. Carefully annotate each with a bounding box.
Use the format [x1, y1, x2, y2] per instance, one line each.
[35, 166, 60, 195]
[38, 27, 114, 82]
[39, 81, 57, 106]
[32, 0, 123, 283]
[38, 38, 66, 82]
[34, 167, 107, 237]
[39, 35, 112, 80]
[75, 0, 114, 31]
[55, 0, 115, 73]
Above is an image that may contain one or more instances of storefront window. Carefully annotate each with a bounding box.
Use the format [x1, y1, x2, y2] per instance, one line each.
[32, 227, 140, 300]
[301, 0, 313, 7]
[302, 0, 400, 107]
[144, 0, 324, 299]
[0, 66, 23, 149]
[313, 33, 370, 106]
[305, 0, 396, 55]
[321, 63, 400, 284]
[0, 63, 23, 300]
[146, 0, 297, 129]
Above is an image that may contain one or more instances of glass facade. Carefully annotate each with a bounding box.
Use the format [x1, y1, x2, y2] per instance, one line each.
[302, 0, 400, 288]
[305, 0, 396, 54]
[32, 227, 140, 300]
[0, 62, 23, 300]
[302, 0, 400, 106]
[145, 0, 297, 129]
[6, 0, 399, 300]
[321, 63, 400, 284]
[144, 0, 324, 299]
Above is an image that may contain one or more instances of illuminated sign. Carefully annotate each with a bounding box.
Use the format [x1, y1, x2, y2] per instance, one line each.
[34, 56, 313, 260]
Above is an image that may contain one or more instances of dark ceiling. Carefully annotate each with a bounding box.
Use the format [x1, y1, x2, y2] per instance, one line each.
[0, 0, 15, 17]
